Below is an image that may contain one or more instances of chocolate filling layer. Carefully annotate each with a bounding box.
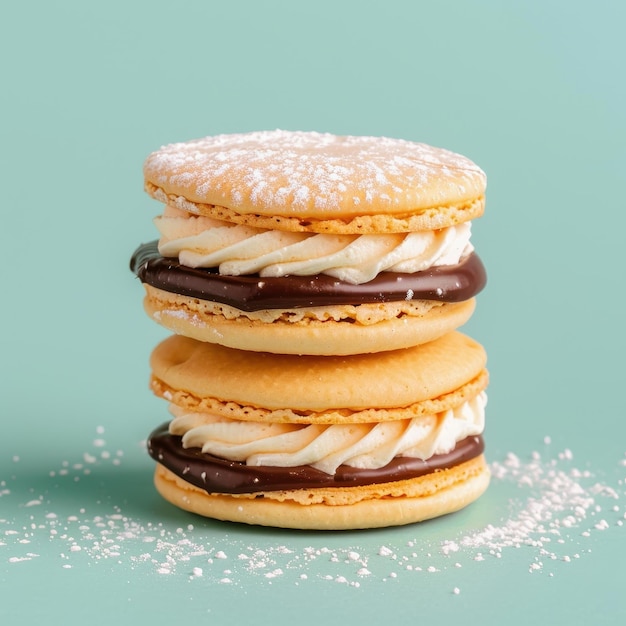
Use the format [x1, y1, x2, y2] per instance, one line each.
[147, 423, 484, 494]
[131, 241, 486, 312]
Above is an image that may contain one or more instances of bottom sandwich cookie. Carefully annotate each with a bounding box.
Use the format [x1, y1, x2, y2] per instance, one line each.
[146, 332, 490, 530]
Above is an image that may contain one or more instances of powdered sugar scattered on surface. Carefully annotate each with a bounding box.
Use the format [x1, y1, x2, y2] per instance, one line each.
[2, 427, 625, 587]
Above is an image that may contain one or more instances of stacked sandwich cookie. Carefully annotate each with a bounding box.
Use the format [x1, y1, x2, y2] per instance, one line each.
[131, 130, 490, 530]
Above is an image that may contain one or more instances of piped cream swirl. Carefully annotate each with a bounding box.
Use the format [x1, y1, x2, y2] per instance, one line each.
[168, 392, 486, 476]
[155, 205, 473, 285]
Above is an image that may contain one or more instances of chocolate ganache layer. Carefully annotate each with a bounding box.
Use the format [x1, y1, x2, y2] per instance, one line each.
[131, 241, 486, 312]
[147, 423, 485, 494]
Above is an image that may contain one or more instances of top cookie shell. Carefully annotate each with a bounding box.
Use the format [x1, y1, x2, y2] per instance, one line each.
[143, 130, 486, 234]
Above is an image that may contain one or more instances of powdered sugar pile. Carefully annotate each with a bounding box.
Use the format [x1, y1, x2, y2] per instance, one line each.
[2, 427, 624, 587]
[449, 448, 622, 573]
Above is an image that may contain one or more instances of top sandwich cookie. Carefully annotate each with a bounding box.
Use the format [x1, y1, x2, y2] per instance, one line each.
[134, 130, 487, 355]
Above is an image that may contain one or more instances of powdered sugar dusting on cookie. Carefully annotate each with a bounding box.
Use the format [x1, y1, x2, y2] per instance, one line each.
[143, 131, 486, 219]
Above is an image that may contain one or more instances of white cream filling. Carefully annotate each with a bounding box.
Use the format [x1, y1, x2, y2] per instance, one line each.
[154, 205, 473, 285]
[168, 392, 486, 476]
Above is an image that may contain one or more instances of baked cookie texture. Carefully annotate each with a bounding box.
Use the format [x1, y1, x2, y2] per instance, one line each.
[153, 458, 490, 531]
[143, 131, 485, 230]
[140, 282, 478, 356]
[148, 332, 488, 423]
[131, 130, 490, 529]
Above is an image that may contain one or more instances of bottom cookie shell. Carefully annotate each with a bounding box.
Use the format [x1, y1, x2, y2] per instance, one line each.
[153, 458, 489, 530]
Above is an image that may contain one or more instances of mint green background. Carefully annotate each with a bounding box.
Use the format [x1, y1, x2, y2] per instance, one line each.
[1, 1, 625, 624]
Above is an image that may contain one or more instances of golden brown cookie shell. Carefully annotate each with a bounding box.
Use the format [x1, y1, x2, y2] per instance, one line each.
[143, 131, 486, 233]
[143, 285, 477, 355]
[153, 456, 490, 530]
[149, 332, 488, 422]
